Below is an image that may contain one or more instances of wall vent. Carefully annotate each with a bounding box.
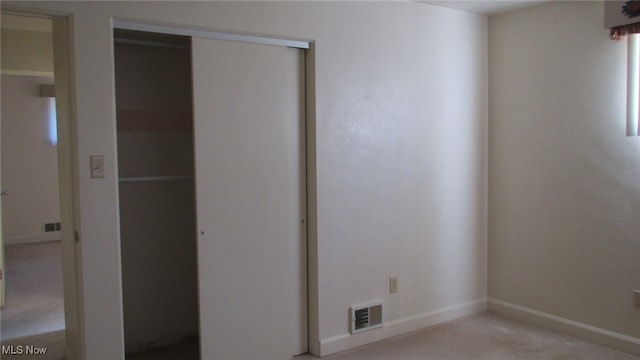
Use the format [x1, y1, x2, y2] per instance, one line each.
[350, 301, 383, 334]
[44, 222, 61, 232]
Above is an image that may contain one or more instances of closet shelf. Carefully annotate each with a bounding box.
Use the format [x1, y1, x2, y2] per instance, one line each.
[117, 110, 193, 131]
[119, 175, 194, 183]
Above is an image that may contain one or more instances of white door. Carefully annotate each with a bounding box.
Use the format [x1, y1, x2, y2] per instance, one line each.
[192, 38, 307, 359]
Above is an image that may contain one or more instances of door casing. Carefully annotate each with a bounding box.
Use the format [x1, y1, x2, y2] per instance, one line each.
[0, 9, 83, 359]
[112, 21, 313, 358]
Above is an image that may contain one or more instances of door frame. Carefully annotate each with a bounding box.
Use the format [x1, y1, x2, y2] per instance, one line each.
[112, 19, 319, 356]
[0, 9, 84, 359]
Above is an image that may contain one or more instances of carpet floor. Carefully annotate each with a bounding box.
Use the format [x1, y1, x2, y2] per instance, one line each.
[1, 242, 638, 360]
[128, 312, 639, 360]
[1, 330, 66, 360]
[298, 312, 639, 360]
[1, 241, 65, 341]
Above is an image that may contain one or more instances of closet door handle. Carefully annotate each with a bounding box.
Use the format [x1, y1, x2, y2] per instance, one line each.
[1, 190, 9, 196]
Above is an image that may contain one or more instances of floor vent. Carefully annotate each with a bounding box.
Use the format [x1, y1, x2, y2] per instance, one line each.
[350, 301, 383, 334]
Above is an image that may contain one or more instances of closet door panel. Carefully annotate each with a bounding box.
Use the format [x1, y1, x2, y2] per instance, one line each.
[286, 47, 308, 356]
[192, 38, 303, 359]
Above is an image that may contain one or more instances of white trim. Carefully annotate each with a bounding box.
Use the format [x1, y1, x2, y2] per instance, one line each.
[1, 69, 54, 77]
[488, 298, 640, 356]
[627, 34, 640, 136]
[319, 299, 487, 357]
[4, 233, 61, 245]
[113, 19, 310, 49]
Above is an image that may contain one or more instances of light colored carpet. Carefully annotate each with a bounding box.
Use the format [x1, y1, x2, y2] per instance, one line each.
[1, 242, 637, 360]
[297, 312, 640, 360]
[127, 312, 640, 359]
[0, 330, 66, 360]
[1, 241, 65, 341]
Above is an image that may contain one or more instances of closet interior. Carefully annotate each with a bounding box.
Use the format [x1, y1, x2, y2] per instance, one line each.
[114, 29, 199, 357]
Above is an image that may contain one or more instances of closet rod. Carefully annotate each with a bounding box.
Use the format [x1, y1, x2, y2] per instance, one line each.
[114, 37, 189, 50]
[119, 175, 193, 183]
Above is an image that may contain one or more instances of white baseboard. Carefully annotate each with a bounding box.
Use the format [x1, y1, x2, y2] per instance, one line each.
[488, 298, 640, 356]
[4, 233, 61, 245]
[319, 298, 487, 357]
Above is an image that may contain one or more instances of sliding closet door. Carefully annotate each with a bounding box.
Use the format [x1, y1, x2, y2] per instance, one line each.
[192, 38, 306, 359]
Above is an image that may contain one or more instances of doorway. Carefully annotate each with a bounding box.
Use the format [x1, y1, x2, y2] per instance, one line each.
[1, 10, 63, 341]
[114, 24, 309, 359]
[0, 12, 76, 359]
[114, 30, 199, 358]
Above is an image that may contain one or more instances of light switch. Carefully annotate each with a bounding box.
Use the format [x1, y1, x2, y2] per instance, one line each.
[90, 155, 105, 179]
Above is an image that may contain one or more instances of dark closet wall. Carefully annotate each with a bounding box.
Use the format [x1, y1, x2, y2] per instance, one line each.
[114, 35, 198, 353]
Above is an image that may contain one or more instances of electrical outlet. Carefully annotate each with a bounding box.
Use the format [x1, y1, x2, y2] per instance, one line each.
[389, 276, 398, 294]
[634, 290, 640, 309]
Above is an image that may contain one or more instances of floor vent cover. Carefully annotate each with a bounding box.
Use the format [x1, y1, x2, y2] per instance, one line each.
[350, 301, 383, 334]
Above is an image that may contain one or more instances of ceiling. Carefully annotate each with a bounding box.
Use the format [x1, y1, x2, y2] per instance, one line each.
[0, 2, 549, 33]
[420, 0, 551, 15]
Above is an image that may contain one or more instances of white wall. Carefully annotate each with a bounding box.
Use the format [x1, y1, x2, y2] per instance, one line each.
[1, 75, 60, 244]
[1, 2, 488, 359]
[1, 26, 53, 75]
[489, 0, 640, 353]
